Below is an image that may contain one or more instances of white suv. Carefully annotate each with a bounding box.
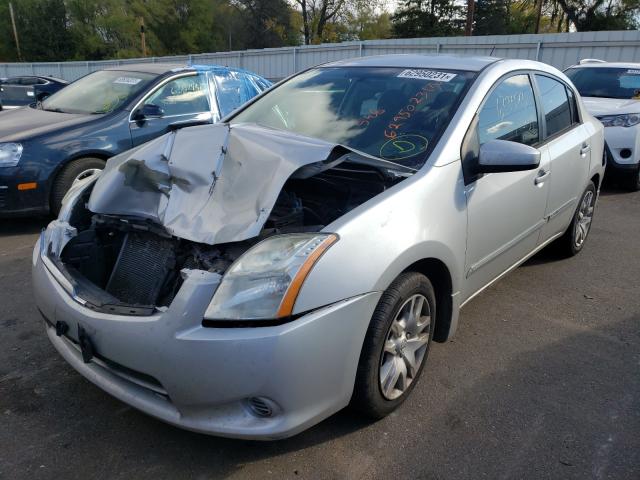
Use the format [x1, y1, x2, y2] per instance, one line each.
[565, 60, 640, 191]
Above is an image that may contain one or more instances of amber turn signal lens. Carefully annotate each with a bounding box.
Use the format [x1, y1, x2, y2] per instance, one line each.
[276, 235, 338, 318]
[17, 182, 37, 191]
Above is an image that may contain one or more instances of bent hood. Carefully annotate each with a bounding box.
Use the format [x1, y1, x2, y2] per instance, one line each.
[0, 106, 89, 142]
[88, 123, 350, 245]
[582, 97, 640, 117]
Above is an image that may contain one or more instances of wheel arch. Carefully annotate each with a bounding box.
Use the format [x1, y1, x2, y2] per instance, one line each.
[48, 152, 111, 210]
[399, 258, 454, 343]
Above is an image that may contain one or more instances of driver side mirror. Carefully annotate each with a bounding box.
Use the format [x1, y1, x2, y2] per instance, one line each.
[476, 139, 541, 174]
[133, 103, 164, 121]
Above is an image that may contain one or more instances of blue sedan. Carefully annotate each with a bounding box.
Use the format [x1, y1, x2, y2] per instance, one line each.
[0, 63, 271, 216]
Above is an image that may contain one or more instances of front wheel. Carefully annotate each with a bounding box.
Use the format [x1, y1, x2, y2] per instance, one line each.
[351, 272, 435, 419]
[50, 157, 105, 216]
[557, 181, 596, 257]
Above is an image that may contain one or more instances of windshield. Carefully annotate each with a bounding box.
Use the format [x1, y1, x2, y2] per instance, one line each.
[565, 67, 640, 100]
[41, 70, 157, 114]
[231, 67, 475, 169]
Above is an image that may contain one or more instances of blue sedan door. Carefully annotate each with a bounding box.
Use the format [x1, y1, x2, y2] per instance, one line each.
[129, 73, 213, 147]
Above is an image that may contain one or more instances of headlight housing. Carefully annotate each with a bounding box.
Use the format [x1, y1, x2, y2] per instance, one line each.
[0, 143, 23, 167]
[597, 113, 640, 128]
[204, 233, 338, 321]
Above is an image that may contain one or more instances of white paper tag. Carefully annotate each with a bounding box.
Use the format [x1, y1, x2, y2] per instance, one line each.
[627, 69, 640, 75]
[26, 91, 34, 97]
[114, 77, 142, 85]
[397, 69, 457, 82]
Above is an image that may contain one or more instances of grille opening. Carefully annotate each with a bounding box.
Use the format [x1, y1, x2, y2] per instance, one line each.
[246, 397, 277, 418]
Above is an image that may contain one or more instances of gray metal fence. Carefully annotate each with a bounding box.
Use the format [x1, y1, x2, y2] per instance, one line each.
[2, 30, 640, 82]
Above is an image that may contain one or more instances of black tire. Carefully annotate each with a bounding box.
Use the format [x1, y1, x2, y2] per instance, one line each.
[50, 157, 105, 216]
[351, 271, 436, 419]
[623, 165, 640, 192]
[556, 181, 597, 257]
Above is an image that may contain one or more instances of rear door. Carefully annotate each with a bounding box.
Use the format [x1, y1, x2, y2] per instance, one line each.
[129, 73, 213, 147]
[533, 74, 591, 241]
[462, 73, 551, 300]
[0, 77, 28, 106]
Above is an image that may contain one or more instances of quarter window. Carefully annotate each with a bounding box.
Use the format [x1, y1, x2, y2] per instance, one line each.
[144, 75, 210, 117]
[535, 75, 573, 137]
[478, 74, 539, 146]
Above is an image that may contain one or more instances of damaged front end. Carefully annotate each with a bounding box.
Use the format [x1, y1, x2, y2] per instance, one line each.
[40, 123, 411, 316]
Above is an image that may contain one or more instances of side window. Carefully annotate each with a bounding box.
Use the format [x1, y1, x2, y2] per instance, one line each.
[535, 75, 573, 137]
[213, 70, 251, 117]
[478, 74, 539, 146]
[144, 75, 209, 117]
[566, 87, 580, 125]
[20, 77, 38, 86]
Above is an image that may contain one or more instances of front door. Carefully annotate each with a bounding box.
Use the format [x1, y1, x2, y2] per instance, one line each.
[462, 73, 550, 301]
[130, 73, 212, 147]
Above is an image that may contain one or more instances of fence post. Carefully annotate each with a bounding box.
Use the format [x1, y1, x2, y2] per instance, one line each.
[536, 41, 542, 61]
[359, 42, 363, 57]
[86, 61, 90, 76]
[436, 43, 440, 55]
[292, 47, 297, 75]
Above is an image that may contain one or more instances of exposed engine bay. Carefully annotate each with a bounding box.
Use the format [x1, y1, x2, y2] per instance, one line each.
[57, 160, 404, 314]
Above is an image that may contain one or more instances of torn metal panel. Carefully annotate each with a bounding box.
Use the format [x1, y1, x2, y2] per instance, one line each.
[88, 123, 344, 244]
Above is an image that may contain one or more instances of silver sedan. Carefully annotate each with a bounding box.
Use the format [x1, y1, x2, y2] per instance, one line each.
[33, 55, 605, 439]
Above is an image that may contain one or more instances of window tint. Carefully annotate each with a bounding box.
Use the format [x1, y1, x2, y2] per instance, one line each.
[535, 75, 572, 137]
[144, 75, 209, 117]
[4, 78, 21, 85]
[478, 74, 539, 146]
[20, 77, 39, 86]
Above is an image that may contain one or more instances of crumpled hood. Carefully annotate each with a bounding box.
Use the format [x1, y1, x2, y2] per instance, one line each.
[0, 106, 90, 142]
[582, 97, 640, 117]
[88, 123, 348, 245]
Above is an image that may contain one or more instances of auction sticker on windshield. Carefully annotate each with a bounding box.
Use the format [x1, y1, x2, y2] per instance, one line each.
[397, 70, 457, 82]
[114, 77, 143, 85]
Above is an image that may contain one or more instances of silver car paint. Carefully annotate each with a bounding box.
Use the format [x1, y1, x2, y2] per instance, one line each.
[33, 55, 605, 439]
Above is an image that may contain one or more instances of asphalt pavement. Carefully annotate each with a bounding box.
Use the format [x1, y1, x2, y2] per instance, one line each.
[0, 183, 638, 480]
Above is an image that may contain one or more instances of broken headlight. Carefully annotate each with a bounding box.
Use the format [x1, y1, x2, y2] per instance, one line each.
[204, 233, 338, 320]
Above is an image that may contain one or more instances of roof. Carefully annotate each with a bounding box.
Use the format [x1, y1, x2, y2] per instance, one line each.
[568, 61, 640, 69]
[103, 63, 188, 75]
[322, 54, 501, 72]
[102, 62, 263, 78]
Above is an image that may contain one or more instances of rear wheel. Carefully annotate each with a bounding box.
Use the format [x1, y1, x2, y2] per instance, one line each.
[351, 272, 435, 419]
[557, 181, 596, 257]
[50, 157, 105, 216]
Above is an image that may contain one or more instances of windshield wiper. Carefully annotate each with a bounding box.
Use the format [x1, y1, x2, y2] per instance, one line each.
[43, 107, 67, 113]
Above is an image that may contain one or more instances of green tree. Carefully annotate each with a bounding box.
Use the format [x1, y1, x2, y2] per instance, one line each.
[0, 0, 74, 61]
[392, 0, 464, 38]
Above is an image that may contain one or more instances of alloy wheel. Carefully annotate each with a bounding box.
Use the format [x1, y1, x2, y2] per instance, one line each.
[574, 190, 594, 248]
[379, 294, 431, 400]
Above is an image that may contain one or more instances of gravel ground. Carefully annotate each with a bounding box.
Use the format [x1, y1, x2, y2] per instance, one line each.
[0, 183, 638, 480]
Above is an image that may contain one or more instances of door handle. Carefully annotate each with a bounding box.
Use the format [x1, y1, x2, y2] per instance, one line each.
[580, 144, 591, 156]
[535, 169, 550, 185]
